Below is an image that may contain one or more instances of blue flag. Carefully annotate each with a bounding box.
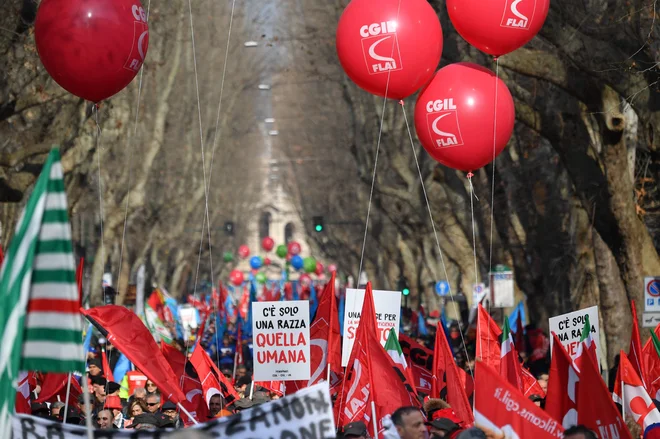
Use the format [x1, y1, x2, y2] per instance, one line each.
[418, 311, 428, 336]
[338, 293, 345, 335]
[509, 301, 526, 332]
[309, 282, 318, 318]
[112, 354, 131, 384]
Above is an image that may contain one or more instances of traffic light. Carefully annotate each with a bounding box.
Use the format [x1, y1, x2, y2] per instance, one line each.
[313, 216, 324, 233]
[397, 275, 410, 296]
[224, 221, 234, 236]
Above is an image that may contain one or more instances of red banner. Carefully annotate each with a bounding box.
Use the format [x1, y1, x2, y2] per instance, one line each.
[398, 334, 433, 395]
[474, 362, 563, 439]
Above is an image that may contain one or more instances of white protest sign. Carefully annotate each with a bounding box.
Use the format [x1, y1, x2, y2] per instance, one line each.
[342, 288, 401, 367]
[549, 306, 601, 365]
[178, 305, 198, 340]
[645, 277, 660, 312]
[490, 270, 514, 308]
[13, 382, 335, 438]
[252, 300, 311, 381]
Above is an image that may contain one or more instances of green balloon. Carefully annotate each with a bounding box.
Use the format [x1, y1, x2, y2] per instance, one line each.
[276, 244, 288, 258]
[303, 257, 317, 273]
[256, 272, 267, 284]
[223, 252, 234, 263]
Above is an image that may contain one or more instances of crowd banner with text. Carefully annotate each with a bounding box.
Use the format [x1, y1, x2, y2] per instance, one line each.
[341, 288, 401, 366]
[548, 306, 601, 366]
[252, 300, 311, 381]
[13, 382, 335, 438]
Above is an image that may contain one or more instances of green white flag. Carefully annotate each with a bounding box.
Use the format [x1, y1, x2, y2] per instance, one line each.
[0, 148, 84, 435]
[384, 327, 407, 368]
[500, 315, 514, 358]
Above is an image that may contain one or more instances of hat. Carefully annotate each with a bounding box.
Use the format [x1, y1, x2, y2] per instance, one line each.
[251, 391, 270, 405]
[343, 421, 368, 437]
[162, 401, 177, 411]
[232, 398, 254, 409]
[30, 402, 49, 414]
[104, 395, 123, 410]
[87, 358, 102, 369]
[457, 428, 487, 439]
[426, 418, 461, 433]
[128, 413, 160, 428]
[90, 375, 107, 386]
[106, 381, 120, 394]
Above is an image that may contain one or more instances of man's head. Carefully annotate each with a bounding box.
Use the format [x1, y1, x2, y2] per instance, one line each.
[91, 376, 107, 400]
[162, 401, 178, 421]
[30, 403, 49, 418]
[133, 387, 147, 401]
[146, 393, 161, 413]
[536, 373, 548, 393]
[342, 421, 369, 439]
[97, 409, 114, 429]
[87, 358, 103, 377]
[563, 425, 598, 439]
[50, 401, 65, 418]
[427, 418, 461, 438]
[392, 406, 427, 439]
[236, 366, 247, 378]
[209, 394, 223, 416]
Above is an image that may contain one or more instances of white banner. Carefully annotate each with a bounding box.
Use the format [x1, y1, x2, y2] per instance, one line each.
[341, 288, 401, 366]
[549, 305, 601, 366]
[252, 300, 311, 381]
[13, 382, 335, 438]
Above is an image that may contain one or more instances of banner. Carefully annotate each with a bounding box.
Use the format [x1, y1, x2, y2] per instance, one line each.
[548, 306, 601, 366]
[342, 288, 401, 366]
[474, 363, 564, 439]
[13, 382, 335, 438]
[252, 300, 311, 381]
[399, 334, 433, 395]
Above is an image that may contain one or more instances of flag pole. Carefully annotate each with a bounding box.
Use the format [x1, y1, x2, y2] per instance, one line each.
[177, 402, 199, 425]
[232, 352, 238, 380]
[371, 401, 378, 439]
[249, 381, 255, 400]
[62, 373, 72, 423]
[621, 379, 625, 418]
[326, 363, 331, 383]
[81, 377, 94, 439]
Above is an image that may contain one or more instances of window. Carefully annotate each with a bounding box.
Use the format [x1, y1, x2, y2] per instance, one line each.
[284, 222, 295, 243]
[259, 212, 271, 239]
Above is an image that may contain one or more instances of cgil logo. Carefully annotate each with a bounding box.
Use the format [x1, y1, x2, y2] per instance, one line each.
[425, 98, 463, 148]
[360, 21, 402, 75]
[500, 0, 535, 30]
[124, 4, 149, 72]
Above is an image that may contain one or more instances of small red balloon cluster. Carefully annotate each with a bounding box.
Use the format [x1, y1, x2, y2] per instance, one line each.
[336, 0, 549, 171]
[34, 0, 149, 103]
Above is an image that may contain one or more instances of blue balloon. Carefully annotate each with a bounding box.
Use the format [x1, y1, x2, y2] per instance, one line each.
[249, 256, 263, 270]
[291, 255, 304, 270]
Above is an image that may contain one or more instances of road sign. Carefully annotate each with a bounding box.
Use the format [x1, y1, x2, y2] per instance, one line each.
[643, 313, 660, 328]
[435, 280, 450, 296]
[645, 277, 660, 312]
[472, 283, 485, 304]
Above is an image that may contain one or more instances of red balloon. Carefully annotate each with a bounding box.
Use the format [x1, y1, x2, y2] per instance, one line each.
[264, 257, 272, 266]
[447, 0, 549, 57]
[315, 262, 325, 277]
[414, 63, 515, 172]
[261, 237, 275, 252]
[299, 274, 312, 287]
[287, 242, 302, 256]
[238, 245, 250, 259]
[230, 269, 244, 286]
[328, 264, 338, 273]
[35, 0, 149, 103]
[336, 0, 443, 100]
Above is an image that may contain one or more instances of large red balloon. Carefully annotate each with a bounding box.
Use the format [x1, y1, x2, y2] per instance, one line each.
[447, 0, 549, 57]
[336, 0, 443, 100]
[238, 245, 250, 259]
[287, 242, 302, 256]
[230, 269, 244, 287]
[261, 236, 275, 252]
[35, 0, 149, 103]
[414, 63, 515, 172]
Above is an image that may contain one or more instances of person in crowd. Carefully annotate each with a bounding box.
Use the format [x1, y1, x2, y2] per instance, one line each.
[162, 401, 183, 428]
[128, 399, 148, 422]
[58, 406, 83, 425]
[427, 417, 463, 438]
[91, 375, 107, 414]
[128, 413, 161, 430]
[341, 421, 370, 439]
[219, 336, 236, 367]
[563, 425, 598, 439]
[529, 394, 543, 408]
[87, 358, 103, 378]
[77, 393, 93, 419]
[235, 375, 251, 398]
[104, 395, 126, 428]
[31, 402, 50, 418]
[146, 379, 158, 395]
[391, 406, 427, 439]
[106, 381, 121, 397]
[208, 394, 225, 417]
[50, 401, 65, 418]
[96, 409, 115, 430]
[457, 428, 486, 439]
[236, 365, 248, 381]
[146, 392, 162, 414]
[134, 386, 147, 401]
[536, 373, 548, 394]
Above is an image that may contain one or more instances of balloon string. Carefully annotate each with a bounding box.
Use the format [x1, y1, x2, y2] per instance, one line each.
[94, 104, 106, 305]
[399, 100, 474, 382]
[467, 172, 479, 290]
[487, 57, 499, 370]
[117, 0, 151, 293]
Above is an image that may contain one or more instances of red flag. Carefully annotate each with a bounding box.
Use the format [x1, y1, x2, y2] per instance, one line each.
[81, 305, 186, 403]
[190, 341, 240, 408]
[432, 323, 473, 424]
[399, 334, 434, 395]
[476, 304, 502, 370]
[238, 288, 250, 320]
[101, 347, 115, 382]
[614, 351, 660, 431]
[474, 362, 563, 439]
[577, 343, 631, 439]
[545, 333, 578, 427]
[629, 300, 648, 389]
[34, 373, 82, 406]
[290, 272, 342, 392]
[15, 372, 31, 415]
[254, 380, 286, 397]
[521, 366, 545, 397]
[161, 343, 207, 424]
[644, 324, 660, 400]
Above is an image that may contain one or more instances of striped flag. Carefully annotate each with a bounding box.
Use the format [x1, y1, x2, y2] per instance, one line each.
[0, 148, 84, 434]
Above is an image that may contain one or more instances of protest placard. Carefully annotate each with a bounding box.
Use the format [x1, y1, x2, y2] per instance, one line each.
[341, 288, 401, 366]
[13, 382, 335, 438]
[548, 305, 601, 366]
[252, 300, 311, 381]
